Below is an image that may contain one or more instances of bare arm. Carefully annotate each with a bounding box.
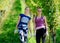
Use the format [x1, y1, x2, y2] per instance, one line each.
[44, 16, 49, 36]
[28, 20, 32, 33]
[16, 16, 21, 29]
[33, 17, 36, 32]
[44, 16, 48, 30]
[14, 16, 20, 34]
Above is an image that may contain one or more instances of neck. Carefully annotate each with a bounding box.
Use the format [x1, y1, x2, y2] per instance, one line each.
[25, 12, 29, 16]
[37, 13, 41, 17]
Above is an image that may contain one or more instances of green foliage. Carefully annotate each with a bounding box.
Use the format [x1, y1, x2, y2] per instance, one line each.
[0, 0, 60, 43]
[56, 29, 60, 43]
[0, 0, 21, 43]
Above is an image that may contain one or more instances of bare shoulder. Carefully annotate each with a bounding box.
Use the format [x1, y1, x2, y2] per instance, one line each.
[44, 16, 46, 18]
[43, 16, 46, 19]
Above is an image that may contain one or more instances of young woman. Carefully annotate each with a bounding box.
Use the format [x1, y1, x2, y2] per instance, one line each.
[34, 7, 48, 43]
[16, 7, 31, 43]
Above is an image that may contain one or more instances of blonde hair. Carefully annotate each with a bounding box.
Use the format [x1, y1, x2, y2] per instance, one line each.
[25, 7, 29, 10]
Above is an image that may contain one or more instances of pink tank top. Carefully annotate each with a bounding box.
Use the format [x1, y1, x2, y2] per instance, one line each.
[35, 16, 45, 30]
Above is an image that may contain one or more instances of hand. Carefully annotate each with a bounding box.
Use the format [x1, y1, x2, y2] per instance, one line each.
[46, 31, 49, 36]
[46, 26, 48, 29]
[14, 29, 18, 34]
[43, 33, 46, 37]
